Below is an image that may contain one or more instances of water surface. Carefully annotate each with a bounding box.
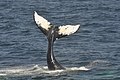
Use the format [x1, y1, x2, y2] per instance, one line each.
[0, 0, 120, 80]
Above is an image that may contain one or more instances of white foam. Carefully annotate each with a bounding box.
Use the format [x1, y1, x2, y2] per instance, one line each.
[0, 74, 7, 76]
[0, 65, 89, 76]
[70, 66, 89, 71]
[44, 69, 64, 74]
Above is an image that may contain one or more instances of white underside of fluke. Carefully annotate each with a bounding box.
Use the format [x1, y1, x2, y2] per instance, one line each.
[34, 11, 80, 36]
[58, 24, 80, 35]
[34, 11, 51, 31]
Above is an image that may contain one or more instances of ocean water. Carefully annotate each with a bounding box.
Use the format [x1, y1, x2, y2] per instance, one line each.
[0, 0, 120, 80]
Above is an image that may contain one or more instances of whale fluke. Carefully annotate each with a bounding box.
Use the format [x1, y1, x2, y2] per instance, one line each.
[57, 24, 80, 39]
[34, 11, 52, 36]
[34, 11, 80, 70]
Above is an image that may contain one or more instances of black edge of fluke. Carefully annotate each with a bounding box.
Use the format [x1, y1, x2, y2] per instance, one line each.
[33, 11, 80, 70]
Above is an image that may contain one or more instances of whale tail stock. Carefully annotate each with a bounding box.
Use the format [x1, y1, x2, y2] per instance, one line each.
[34, 11, 80, 70]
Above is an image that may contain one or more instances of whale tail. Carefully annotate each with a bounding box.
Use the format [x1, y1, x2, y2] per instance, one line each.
[34, 11, 80, 70]
[34, 11, 80, 39]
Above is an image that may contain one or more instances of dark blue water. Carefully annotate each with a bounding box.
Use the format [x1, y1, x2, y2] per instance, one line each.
[0, 0, 120, 80]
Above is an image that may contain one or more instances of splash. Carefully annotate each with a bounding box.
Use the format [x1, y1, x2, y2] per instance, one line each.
[0, 60, 109, 77]
[0, 65, 89, 77]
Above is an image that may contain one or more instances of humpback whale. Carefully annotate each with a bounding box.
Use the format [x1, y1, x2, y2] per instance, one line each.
[34, 11, 80, 70]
